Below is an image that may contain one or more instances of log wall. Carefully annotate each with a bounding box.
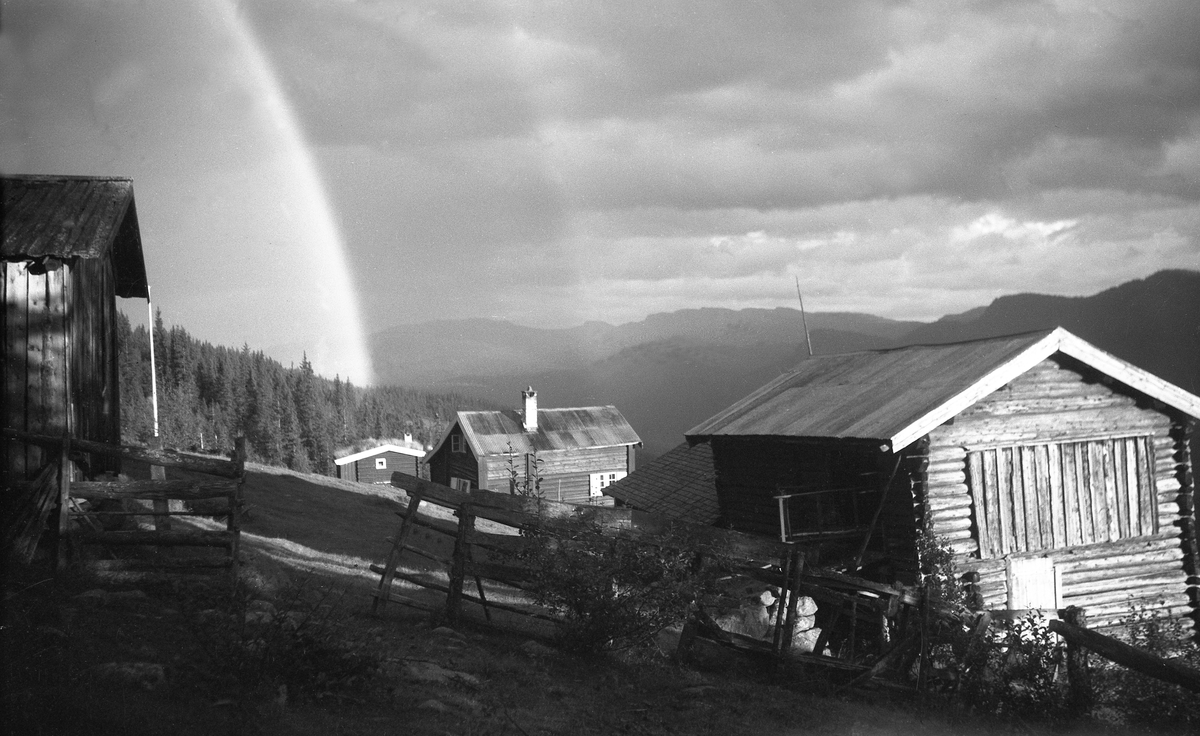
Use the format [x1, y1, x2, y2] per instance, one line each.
[3, 257, 121, 482]
[481, 445, 629, 505]
[928, 356, 1196, 630]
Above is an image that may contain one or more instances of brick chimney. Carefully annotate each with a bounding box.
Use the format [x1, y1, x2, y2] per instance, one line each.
[522, 386, 538, 432]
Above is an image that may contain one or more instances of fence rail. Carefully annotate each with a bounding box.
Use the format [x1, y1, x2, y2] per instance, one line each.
[3, 428, 246, 584]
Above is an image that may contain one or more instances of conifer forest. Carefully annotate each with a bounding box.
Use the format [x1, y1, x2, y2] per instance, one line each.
[117, 312, 490, 474]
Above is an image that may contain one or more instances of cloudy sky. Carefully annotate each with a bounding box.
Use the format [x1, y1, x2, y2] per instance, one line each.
[3, 0, 1199, 384]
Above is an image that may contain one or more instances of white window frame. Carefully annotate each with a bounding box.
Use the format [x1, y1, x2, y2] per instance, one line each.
[451, 435, 465, 453]
[450, 477, 472, 492]
[375, 457, 387, 470]
[589, 471, 626, 498]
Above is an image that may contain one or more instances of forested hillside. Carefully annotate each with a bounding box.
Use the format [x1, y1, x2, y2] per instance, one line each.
[116, 312, 491, 474]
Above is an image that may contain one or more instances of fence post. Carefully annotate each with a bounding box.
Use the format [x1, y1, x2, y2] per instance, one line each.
[373, 491, 425, 614]
[149, 436, 170, 557]
[1060, 606, 1093, 714]
[445, 504, 475, 625]
[228, 436, 247, 588]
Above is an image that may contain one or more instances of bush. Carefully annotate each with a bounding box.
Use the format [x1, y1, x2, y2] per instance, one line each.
[1091, 609, 1200, 730]
[184, 576, 379, 706]
[513, 512, 728, 653]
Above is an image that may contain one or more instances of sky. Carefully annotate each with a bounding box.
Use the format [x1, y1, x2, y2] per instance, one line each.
[3, 0, 1199, 385]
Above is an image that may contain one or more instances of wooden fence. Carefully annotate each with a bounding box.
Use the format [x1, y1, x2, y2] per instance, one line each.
[373, 471, 1200, 695]
[3, 428, 246, 584]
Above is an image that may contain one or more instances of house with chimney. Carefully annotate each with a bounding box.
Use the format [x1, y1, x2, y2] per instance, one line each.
[424, 388, 641, 505]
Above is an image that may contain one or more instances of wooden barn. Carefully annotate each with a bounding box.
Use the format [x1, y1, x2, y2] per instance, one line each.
[2, 175, 149, 481]
[334, 438, 426, 484]
[686, 328, 1200, 632]
[425, 387, 641, 505]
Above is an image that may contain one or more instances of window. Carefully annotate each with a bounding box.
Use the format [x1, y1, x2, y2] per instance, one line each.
[450, 477, 472, 492]
[1007, 557, 1062, 611]
[589, 471, 626, 498]
[375, 457, 387, 470]
[966, 436, 1157, 557]
[451, 435, 464, 453]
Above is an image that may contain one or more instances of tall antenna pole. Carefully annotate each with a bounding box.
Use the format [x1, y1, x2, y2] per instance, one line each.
[147, 286, 160, 438]
[795, 276, 814, 357]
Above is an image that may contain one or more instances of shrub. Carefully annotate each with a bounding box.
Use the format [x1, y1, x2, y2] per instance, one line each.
[184, 576, 379, 706]
[1091, 608, 1200, 730]
[513, 512, 728, 653]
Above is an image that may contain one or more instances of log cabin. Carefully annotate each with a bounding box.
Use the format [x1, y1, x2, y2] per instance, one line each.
[685, 328, 1200, 632]
[334, 436, 426, 484]
[425, 387, 641, 505]
[2, 175, 150, 481]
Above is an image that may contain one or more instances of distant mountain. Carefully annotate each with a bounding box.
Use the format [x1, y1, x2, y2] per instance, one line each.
[368, 270, 1200, 462]
[903, 270, 1200, 395]
[368, 308, 922, 390]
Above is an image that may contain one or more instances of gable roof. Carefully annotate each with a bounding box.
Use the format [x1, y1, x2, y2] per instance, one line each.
[334, 442, 426, 466]
[604, 441, 720, 525]
[687, 327, 1200, 453]
[1, 175, 149, 298]
[432, 406, 641, 458]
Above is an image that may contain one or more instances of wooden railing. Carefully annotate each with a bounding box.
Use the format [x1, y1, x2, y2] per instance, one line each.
[3, 428, 246, 584]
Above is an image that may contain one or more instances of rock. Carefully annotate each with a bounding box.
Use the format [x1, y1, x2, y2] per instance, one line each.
[430, 626, 466, 641]
[791, 614, 818, 633]
[442, 693, 482, 712]
[77, 589, 108, 605]
[790, 627, 823, 654]
[417, 699, 448, 714]
[85, 662, 166, 691]
[519, 640, 556, 658]
[401, 661, 480, 688]
[244, 610, 275, 626]
[680, 684, 719, 698]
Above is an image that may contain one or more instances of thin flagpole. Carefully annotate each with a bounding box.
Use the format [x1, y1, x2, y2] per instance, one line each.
[795, 277, 813, 357]
[147, 286, 160, 438]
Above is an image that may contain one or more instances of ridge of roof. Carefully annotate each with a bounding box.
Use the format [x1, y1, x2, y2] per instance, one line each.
[687, 327, 1200, 452]
[333, 443, 426, 466]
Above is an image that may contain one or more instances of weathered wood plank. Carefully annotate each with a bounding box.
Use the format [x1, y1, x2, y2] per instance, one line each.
[1100, 441, 1120, 541]
[1048, 443, 1066, 548]
[966, 453, 990, 558]
[24, 270, 49, 472]
[1033, 444, 1053, 549]
[1136, 437, 1156, 535]
[4, 264, 31, 478]
[43, 268, 68, 439]
[1020, 446, 1040, 550]
[1075, 443, 1095, 544]
[74, 529, 235, 547]
[982, 450, 1002, 556]
[71, 479, 238, 501]
[995, 448, 1017, 552]
[1061, 443, 1081, 546]
[1113, 438, 1130, 538]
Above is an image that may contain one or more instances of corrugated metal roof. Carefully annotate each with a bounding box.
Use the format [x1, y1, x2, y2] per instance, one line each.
[2, 175, 149, 298]
[604, 441, 720, 525]
[687, 330, 1054, 447]
[458, 406, 641, 457]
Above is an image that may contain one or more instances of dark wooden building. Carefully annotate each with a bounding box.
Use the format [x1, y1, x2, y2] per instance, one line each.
[2, 175, 149, 480]
[334, 440, 426, 484]
[426, 388, 641, 505]
[686, 328, 1200, 631]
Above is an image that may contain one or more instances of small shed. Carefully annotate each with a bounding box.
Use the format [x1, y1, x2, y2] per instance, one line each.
[2, 175, 149, 480]
[334, 440, 426, 484]
[686, 328, 1200, 632]
[426, 388, 641, 505]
